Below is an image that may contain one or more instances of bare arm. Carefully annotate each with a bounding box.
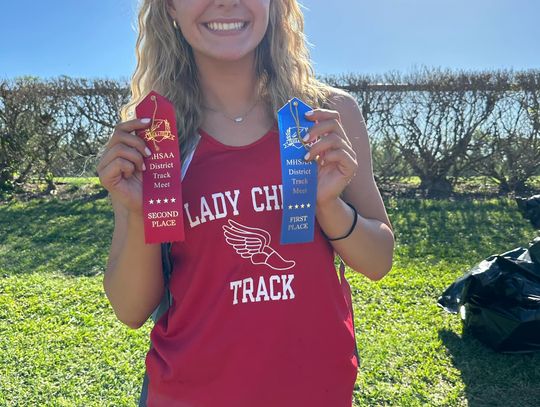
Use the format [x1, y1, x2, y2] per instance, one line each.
[103, 196, 164, 329]
[98, 118, 165, 329]
[307, 89, 395, 281]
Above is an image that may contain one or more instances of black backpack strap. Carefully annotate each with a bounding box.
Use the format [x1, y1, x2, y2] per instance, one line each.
[138, 371, 150, 407]
[140, 242, 173, 406]
[150, 242, 173, 323]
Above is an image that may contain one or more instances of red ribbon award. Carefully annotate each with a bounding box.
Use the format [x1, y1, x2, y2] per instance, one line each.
[135, 91, 185, 244]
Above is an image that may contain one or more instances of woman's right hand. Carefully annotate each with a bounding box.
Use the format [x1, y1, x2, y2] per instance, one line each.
[97, 118, 152, 215]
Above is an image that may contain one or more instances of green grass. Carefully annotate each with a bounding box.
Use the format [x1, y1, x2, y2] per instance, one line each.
[388, 175, 540, 191]
[1, 193, 540, 406]
[54, 177, 101, 186]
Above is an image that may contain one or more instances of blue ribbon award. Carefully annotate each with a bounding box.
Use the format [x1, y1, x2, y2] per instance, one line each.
[277, 97, 318, 244]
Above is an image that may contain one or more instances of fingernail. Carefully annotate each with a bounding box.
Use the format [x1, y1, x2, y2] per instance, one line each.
[145, 147, 152, 156]
[142, 163, 146, 171]
[304, 152, 310, 160]
[141, 118, 151, 123]
[302, 133, 310, 142]
[305, 110, 314, 116]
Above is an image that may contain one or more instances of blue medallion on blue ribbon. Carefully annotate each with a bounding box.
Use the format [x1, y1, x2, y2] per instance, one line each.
[277, 97, 318, 244]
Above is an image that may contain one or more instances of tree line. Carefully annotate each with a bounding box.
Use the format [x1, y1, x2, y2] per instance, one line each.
[1, 68, 539, 197]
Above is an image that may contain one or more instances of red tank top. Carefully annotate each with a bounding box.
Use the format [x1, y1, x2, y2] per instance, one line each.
[146, 124, 359, 406]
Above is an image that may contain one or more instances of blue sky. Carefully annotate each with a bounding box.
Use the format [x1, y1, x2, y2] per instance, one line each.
[1, 0, 539, 80]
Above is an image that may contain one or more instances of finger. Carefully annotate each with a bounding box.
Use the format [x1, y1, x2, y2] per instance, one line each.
[107, 118, 153, 156]
[303, 119, 351, 148]
[107, 131, 152, 160]
[318, 149, 357, 176]
[114, 117, 152, 134]
[98, 143, 146, 173]
[304, 108, 340, 123]
[98, 157, 137, 189]
[304, 133, 352, 161]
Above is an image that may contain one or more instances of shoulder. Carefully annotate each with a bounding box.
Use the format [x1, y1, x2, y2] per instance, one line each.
[322, 86, 368, 159]
[324, 86, 364, 124]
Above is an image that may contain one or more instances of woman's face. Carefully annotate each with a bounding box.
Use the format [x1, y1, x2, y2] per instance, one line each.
[167, 0, 271, 62]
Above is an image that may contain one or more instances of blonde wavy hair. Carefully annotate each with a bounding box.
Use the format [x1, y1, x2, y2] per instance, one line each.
[121, 0, 333, 155]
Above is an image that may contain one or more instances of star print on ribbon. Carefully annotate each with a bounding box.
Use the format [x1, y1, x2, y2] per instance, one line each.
[277, 98, 317, 244]
[135, 91, 185, 244]
[148, 197, 177, 205]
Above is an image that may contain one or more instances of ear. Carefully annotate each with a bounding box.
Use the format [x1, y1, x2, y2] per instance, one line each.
[166, 0, 177, 19]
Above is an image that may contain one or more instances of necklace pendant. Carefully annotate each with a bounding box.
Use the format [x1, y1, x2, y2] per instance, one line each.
[234, 117, 244, 123]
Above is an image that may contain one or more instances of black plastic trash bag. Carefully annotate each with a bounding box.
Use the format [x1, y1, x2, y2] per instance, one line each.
[516, 194, 540, 229]
[437, 237, 540, 353]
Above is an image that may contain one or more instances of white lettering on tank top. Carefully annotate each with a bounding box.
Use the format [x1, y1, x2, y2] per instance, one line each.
[229, 274, 295, 305]
[255, 276, 270, 302]
[184, 202, 201, 228]
[263, 185, 282, 211]
[281, 274, 295, 300]
[269, 275, 282, 300]
[251, 187, 265, 212]
[242, 277, 255, 303]
[212, 192, 227, 219]
[183, 186, 284, 229]
[199, 197, 215, 223]
[224, 190, 240, 215]
[230, 280, 242, 305]
[184, 189, 241, 228]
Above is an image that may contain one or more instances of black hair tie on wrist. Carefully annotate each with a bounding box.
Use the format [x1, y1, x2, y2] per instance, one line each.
[321, 202, 358, 241]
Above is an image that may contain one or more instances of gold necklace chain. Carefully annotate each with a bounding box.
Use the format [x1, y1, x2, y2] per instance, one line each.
[203, 98, 260, 124]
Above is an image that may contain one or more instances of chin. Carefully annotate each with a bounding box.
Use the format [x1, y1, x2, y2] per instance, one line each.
[200, 49, 256, 63]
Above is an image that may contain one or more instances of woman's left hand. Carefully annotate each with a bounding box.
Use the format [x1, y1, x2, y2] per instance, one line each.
[302, 108, 358, 206]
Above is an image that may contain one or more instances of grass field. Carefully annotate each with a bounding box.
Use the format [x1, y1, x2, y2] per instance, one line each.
[1, 181, 540, 406]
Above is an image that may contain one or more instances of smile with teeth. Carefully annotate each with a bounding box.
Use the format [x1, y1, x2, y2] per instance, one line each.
[205, 21, 247, 31]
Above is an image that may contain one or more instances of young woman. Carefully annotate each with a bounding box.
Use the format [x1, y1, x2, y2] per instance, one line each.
[98, 0, 394, 405]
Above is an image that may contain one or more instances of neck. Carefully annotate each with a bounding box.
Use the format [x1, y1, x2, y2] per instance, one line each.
[195, 52, 260, 116]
